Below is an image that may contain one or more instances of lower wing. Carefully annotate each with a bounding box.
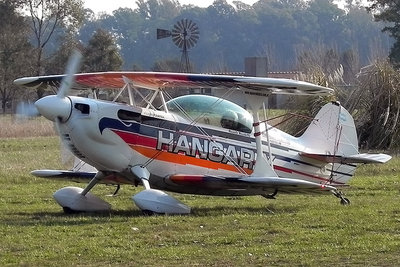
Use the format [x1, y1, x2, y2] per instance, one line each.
[31, 169, 129, 185]
[167, 174, 336, 195]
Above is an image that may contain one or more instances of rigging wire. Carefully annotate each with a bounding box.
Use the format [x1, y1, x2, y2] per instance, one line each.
[141, 87, 249, 175]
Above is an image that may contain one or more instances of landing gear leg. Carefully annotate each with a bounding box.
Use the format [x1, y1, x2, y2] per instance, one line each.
[106, 184, 121, 197]
[332, 190, 350, 205]
[112, 184, 121, 196]
[131, 165, 151, 190]
[81, 171, 105, 196]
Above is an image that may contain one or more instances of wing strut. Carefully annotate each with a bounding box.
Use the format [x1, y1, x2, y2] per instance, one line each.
[244, 91, 277, 178]
[262, 101, 273, 167]
[122, 76, 161, 110]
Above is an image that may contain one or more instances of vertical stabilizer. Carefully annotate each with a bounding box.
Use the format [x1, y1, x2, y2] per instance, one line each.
[299, 102, 359, 184]
[300, 101, 358, 157]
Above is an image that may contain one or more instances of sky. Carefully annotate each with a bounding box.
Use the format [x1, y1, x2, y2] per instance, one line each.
[84, 0, 269, 14]
[83, 0, 369, 15]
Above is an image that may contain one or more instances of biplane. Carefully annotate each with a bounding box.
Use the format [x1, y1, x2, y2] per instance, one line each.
[14, 51, 391, 214]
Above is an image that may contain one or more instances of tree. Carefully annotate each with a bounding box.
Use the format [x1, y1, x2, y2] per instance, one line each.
[0, 0, 33, 113]
[73, 0, 389, 72]
[86, 8, 144, 70]
[45, 33, 84, 74]
[83, 29, 123, 72]
[152, 58, 188, 72]
[136, 0, 181, 20]
[308, 0, 346, 45]
[367, 0, 400, 66]
[22, 0, 85, 97]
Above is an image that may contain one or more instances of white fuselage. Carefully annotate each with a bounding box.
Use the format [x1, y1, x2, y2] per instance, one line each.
[59, 96, 354, 195]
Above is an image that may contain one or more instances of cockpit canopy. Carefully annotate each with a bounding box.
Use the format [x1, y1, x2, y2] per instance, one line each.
[166, 94, 253, 133]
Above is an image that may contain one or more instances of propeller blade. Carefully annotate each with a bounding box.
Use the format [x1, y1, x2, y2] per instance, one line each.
[55, 120, 75, 166]
[54, 117, 62, 135]
[57, 50, 82, 98]
[34, 50, 82, 122]
[15, 101, 40, 120]
[53, 117, 74, 167]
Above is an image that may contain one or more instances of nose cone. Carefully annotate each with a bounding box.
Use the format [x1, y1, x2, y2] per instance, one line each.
[35, 95, 72, 122]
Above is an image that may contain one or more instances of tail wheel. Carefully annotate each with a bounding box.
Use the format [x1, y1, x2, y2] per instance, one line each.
[340, 197, 350, 205]
[333, 190, 350, 205]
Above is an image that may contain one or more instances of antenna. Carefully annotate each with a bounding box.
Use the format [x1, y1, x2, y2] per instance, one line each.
[157, 19, 200, 73]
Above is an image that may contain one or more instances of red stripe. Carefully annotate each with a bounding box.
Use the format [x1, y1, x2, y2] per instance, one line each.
[113, 130, 157, 148]
[169, 175, 204, 183]
[274, 165, 345, 185]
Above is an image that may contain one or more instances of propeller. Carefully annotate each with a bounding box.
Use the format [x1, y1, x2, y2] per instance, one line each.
[38, 50, 83, 170]
[57, 50, 82, 98]
[13, 51, 83, 170]
[15, 50, 82, 122]
[15, 101, 40, 121]
[34, 50, 82, 123]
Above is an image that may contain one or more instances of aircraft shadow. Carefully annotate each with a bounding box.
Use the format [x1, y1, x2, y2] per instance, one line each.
[2, 204, 298, 227]
[3, 210, 143, 227]
[191, 205, 282, 216]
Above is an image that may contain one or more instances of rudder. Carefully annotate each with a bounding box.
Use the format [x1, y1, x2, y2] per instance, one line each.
[299, 102, 359, 184]
[299, 101, 359, 157]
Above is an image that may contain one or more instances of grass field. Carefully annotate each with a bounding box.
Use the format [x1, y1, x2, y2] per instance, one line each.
[1, 136, 400, 265]
[0, 115, 55, 138]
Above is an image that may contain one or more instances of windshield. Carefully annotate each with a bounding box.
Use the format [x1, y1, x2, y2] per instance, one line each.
[166, 94, 253, 133]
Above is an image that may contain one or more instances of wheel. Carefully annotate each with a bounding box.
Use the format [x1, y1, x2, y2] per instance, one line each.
[142, 210, 155, 216]
[63, 207, 81, 214]
[340, 197, 350, 205]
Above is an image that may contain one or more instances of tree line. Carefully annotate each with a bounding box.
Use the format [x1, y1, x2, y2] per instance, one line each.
[1, 0, 400, 150]
[81, 0, 391, 72]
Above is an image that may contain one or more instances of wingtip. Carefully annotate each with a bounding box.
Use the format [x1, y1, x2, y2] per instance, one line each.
[13, 77, 39, 86]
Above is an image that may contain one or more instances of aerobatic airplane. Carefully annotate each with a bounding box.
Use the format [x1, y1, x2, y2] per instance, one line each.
[14, 51, 391, 214]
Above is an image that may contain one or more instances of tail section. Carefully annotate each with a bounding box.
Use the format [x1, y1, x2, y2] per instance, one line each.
[299, 101, 358, 157]
[298, 101, 391, 184]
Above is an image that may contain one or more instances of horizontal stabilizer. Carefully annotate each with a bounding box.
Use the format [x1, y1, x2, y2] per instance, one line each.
[300, 153, 392, 164]
[168, 174, 336, 195]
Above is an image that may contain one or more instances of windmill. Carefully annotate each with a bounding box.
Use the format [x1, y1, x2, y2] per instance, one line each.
[157, 19, 199, 73]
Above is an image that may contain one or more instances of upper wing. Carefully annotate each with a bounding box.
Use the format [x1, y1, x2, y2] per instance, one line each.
[14, 71, 333, 96]
[167, 174, 336, 195]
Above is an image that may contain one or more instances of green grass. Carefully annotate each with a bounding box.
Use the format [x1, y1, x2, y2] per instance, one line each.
[1, 137, 400, 266]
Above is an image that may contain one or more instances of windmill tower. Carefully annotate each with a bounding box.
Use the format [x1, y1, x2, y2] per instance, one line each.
[157, 19, 200, 73]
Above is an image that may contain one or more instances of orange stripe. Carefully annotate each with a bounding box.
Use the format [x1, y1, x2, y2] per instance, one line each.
[131, 145, 252, 175]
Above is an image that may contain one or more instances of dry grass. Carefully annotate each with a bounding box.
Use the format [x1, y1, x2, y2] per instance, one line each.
[0, 115, 56, 138]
